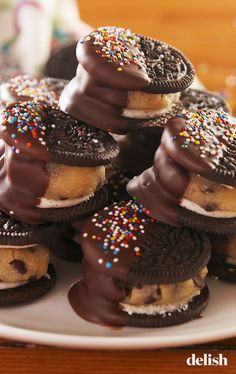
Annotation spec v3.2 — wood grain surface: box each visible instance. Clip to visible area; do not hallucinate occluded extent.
[1,1,236,373]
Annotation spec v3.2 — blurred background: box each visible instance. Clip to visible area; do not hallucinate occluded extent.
[78,0,236,113]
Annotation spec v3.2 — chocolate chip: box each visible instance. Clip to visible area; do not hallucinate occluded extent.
[9,259,27,274]
[144,287,161,304]
[204,203,218,212]
[201,185,216,193]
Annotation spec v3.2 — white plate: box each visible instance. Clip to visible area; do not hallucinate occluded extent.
[0,257,235,350]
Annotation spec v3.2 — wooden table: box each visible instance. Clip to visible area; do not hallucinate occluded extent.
[1,337,236,373]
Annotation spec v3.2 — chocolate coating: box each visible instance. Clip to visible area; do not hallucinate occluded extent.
[0,101,117,223]
[162,109,236,185]
[69,201,210,326]
[77,27,195,93]
[181,89,231,113]
[1,75,68,106]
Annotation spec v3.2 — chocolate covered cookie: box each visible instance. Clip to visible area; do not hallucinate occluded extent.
[60,26,195,133]
[180,89,231,113]
[127,109,236,233]
[0,211,57,306]
[0,101,118,223]
[68,201,210,327]
[0,75,68,106]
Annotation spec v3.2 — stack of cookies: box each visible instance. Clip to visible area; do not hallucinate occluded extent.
[57,25,235,328]
[0,75,119,305]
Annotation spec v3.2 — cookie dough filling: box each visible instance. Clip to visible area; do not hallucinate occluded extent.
[120,267,207,315]
[181,174,236,218]
[122,92,180,119]
[37,163,106,209]
[0,245,50,284]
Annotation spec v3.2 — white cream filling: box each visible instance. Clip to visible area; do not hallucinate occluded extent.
[0,272,51,290]
[122,92,180,119]
[120,291,200,316]
[0,244,38,249]
[180,198,236,218]
[37,193,94,208]
[122,107,172,119]
[0,280,28,290]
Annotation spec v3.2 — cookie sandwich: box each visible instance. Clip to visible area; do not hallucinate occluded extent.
[128,109,236,233]
[60,26,195,133]
[0,101,119,224]
[0,75,68,106]
[69,201,211,327]
[0,211,57,306]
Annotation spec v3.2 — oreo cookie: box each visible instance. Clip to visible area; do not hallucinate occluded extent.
[0,210,58,246]
[0,102,119,165]
[44,42,78,80]
[68,201,210,327]
[0,264,56,306]
[41,187,108,223]
[0,75,68,106]
[178,206,236,234]
[77,27,195,93]
[0,101,117,224]
[127,101,183,131]
[180,89,231,113]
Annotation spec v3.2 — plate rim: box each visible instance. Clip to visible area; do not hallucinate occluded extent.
[0,323,235,349]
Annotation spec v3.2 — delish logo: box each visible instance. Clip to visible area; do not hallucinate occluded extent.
[186,353,228,366]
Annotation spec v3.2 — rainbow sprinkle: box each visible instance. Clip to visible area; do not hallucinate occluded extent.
[176,108,236,158]
[87,26,145,72]
[83,201,155,269]
[1,101,47,152]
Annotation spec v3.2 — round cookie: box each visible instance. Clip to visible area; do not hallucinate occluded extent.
[68,200,210,327]
[0,211,56,306]
[60,26,194,134]
[0,264,56,306]
[180,89,231,113]
[208,234,236,282]
[44,42,78,80]
[0,75,68,106]
[127,109,236,233]
[0,102,117,223]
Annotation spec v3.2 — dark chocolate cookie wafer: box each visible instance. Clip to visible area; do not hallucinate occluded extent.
[77,27,195,93]
[42,187,108,223]
[0,264,56,306]
[68,200,210,327]
[0,102,119,165]
[180,89,231,113]
[127,101,183,131]
[44,42,78,80]
[0,211,58,246]
[128,286,209,328]
[178,206,236,234]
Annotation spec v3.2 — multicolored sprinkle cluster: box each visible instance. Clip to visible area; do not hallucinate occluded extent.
[83,201,155,269]
[7,75,64,105]
[176,108,236,159]
[1,101,47,152]
[87,26,145,72]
